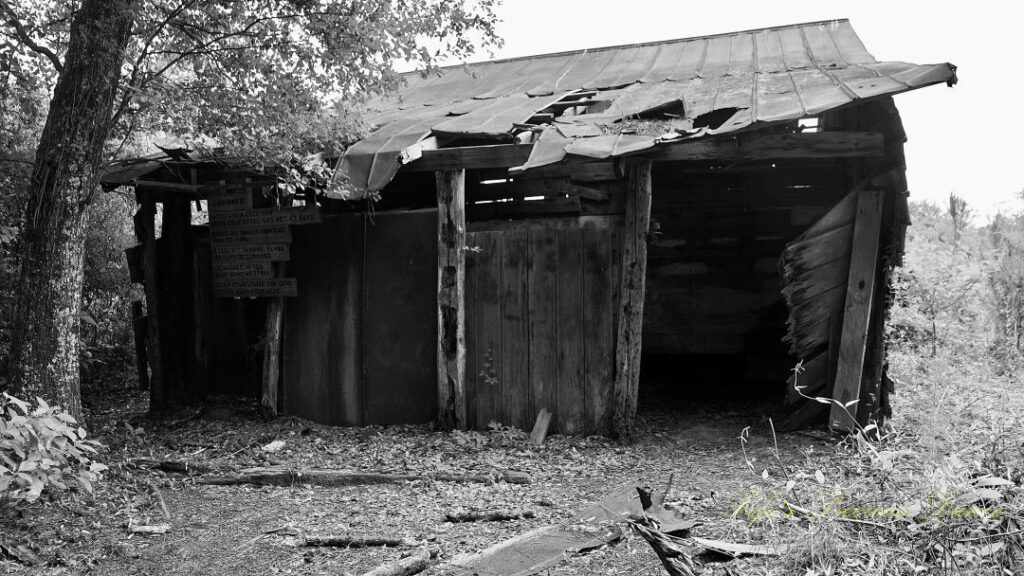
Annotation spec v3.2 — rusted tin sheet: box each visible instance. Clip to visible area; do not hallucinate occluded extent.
[337,19,958,194]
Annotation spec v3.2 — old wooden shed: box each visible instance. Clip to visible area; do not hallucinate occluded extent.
[104,19,955,437]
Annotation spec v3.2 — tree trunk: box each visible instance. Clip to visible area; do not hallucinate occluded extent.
[5,0,136,421]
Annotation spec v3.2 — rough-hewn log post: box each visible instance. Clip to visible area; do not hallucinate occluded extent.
[612,160,652,440]
[830,188,884,432]
[262,273,285,417]
[131,300,149,390]
[436,169,467,430]
[139,198,165,413]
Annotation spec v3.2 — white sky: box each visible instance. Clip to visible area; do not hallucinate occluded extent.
[471,0,1022,218]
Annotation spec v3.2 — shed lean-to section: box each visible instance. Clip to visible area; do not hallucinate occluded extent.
[103,19,955,437]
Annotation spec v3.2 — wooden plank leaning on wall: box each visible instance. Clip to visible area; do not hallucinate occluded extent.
[829,188,885,432]
[436,170,468,430]
[612,160,652,440]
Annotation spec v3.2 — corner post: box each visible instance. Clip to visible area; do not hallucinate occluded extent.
[436,169,467,430]
[613,159,652,440]
[137,195,165,413]
[830,188,885,432]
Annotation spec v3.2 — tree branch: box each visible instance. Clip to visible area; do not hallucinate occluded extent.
[0,1,64,72]
[0,157,35,166]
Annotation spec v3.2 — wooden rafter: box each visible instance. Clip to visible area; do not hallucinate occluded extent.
[403,132,885,173]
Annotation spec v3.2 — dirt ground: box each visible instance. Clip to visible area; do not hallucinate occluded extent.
[0,387,832,576]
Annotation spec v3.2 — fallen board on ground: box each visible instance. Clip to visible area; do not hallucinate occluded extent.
[448,485,642,576]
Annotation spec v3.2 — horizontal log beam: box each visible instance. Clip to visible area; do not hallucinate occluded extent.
[401,132,884,173]
[647,132,885,162]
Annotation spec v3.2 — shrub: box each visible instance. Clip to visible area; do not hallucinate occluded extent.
[0,393,107,503]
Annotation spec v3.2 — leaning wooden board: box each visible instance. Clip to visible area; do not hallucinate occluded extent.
[206,183,321,298]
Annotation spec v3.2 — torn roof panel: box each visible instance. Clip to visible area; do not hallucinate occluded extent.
[430,92,568,137]
[338,19,955,195]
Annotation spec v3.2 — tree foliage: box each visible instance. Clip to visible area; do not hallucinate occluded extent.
[891,198,1024,371]
[4,0,501,161]
[0,0,501,414]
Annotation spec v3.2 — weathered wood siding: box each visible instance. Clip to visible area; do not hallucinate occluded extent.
[465,218,621,435]
[282,211,438,426]
[778,97,910,429]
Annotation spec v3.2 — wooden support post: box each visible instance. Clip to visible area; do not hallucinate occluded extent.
[131,300,149,390]
[436,169,467,430]
[191,241,209,402]
[161,196,194,404]
[262,295,284,417]
[830,189,885,432]
[261,183,285,418]
[612,160,652,440]
[138,198,165,413]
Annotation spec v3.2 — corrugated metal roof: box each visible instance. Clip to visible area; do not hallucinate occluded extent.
[340,19,955,193]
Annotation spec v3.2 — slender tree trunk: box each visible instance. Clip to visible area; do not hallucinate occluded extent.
[5,0,136,421]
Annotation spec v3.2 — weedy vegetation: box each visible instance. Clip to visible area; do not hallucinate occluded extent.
[0,393,107,504]
[719,196,1024,575]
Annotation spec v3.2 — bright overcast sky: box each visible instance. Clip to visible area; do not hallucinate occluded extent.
[466,0,1021,218]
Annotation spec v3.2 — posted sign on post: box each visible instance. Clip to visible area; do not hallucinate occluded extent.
[207,184,321,298]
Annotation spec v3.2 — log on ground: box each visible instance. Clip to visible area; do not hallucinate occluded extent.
[305,535,422,548]
[197,468,530,487]
[445,509,536,523]
[129,458,211,475]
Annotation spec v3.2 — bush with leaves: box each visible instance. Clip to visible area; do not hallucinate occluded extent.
[0,393,107,503]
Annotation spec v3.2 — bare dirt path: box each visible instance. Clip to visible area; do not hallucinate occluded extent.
[2,391,826,576]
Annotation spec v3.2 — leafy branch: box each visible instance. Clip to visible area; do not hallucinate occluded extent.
[0,0,63,72]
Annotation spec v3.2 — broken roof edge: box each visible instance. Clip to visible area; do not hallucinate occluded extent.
[398,18,856,78]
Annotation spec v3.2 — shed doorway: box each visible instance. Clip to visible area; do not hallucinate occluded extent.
[634,159,846,420]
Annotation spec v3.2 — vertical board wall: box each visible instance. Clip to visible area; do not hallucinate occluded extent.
[282,211,438,426]
[465,219,621,435]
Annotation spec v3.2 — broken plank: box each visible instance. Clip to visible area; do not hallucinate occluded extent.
[691,536,790,557]
[529,408,552,445]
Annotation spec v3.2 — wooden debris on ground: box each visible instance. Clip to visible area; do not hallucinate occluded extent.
[360,546,435,576]
[628,518,698,576]
[127,524,172,535]
[147,481,171,521]
[691,536,789,557]
[304,535,422,548]
[198,468,530,487]
[444,509,536,523]
[638,474,697,535]
[529,408,552,445]
[0,542,41,566]
[128,458,210,475]
[449,485,638,575]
